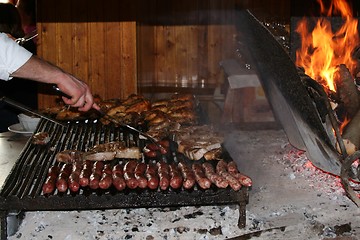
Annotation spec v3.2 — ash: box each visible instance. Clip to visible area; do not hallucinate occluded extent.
[7,130,360,240]
[280,149,346,198]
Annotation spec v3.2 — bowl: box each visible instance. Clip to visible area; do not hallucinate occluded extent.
[18,113,40,132]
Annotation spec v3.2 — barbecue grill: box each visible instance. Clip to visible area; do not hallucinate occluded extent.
[0,119,249,239]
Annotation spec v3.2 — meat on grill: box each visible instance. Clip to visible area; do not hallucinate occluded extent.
[42,166,60,194]
[227,161,252,187]
[157,161,170,190]
[55,142,141,163]
[169,162,183,189]
[145,163,159,190]
[192,163,211,189]
[99,164,113,189]
[134,162,148,189]
[112,164,126,191]
[79,161,93,187]
[86,142,141,160]
[68,163,82,192]
[178,161,196,189]
[202,162,228,188]
[123,160,139,189]
[43,158,250,194]
[89,161,104,189]
[31,132,50,145]
[56,163,72,192]
[216,160,241,191]
[55,150,84,164]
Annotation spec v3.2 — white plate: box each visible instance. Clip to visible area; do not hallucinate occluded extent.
[8,123,34,135]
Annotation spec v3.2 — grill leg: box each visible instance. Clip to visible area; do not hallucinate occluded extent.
[7,210,24,237]
[0,211,7,240]
[237,202,246,228]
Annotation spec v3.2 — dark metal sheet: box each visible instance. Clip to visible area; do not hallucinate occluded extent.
[235,10,341,175]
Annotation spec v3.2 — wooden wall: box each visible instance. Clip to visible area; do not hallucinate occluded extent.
[137,1,240,89]
[37,0,138,108]
[36,0,290,108]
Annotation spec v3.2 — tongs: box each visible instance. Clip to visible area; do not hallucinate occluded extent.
[0,96,67,128]
[52,85,160,145]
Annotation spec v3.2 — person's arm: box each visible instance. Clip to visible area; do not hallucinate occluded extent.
[0,32,99,111]
[11,55,99,111]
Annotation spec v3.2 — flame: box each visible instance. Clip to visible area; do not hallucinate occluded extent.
[339,116,350,134]
[295,0,359,92]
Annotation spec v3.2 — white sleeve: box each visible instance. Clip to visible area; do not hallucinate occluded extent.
[0,32,33,81]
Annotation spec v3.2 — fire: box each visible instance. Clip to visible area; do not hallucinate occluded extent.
[295,0,359,92]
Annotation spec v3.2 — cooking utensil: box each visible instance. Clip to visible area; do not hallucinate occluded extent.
[0,96,67,128]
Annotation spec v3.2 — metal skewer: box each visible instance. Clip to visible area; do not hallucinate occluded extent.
[0,96,67,128]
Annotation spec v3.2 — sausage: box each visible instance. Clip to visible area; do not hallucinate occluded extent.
[102,164,113,175]
[43,175,57,194]
[89,161,104,189]
[157,161,170,190]
[134,162,148,189]
[123,160,139,189]
[68,172,80,192]
[169,163,183,189]
[68,163,82,192]
[92,161,104,176]
[232,172,252,187]
[112,172,126,191]
[111,163,126,191]
[56,163,72,192]
[145,163,159,190]
[143,149,157,158]
[42,166,60,194]
[144,141,168,156]
[227,161,239,175]
[226,161,252,187]
[202,162,228,188]
[99,161,113,190]
[99,172,113,189]
[192,163,211,189]
[89,172,101,189]
[112,163,124,174]
[216,160,241,191]
[79,161,93,187]
[146,143,160,151]
[158,139,170,149]
[178,161,196,189]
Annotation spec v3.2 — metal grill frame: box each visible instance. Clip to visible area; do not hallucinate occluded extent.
[0,119,249,239]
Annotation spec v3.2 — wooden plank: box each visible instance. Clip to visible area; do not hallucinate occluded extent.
[104,0,121,99]
[37,0,59,108]
[119,21,137,98]
[137,24,155,87]
[197,0,209,83]
[207,0,222,86]
[72,0,89,85]
[87,1,106,99]
[55,0,73,72]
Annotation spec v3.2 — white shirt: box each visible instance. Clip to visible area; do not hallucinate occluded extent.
[0,32,33,81]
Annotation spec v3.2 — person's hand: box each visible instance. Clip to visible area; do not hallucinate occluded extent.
[55,73,100,111]
[9,55,100,111]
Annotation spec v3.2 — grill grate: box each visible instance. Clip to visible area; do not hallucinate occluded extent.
[0,119,249,238]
